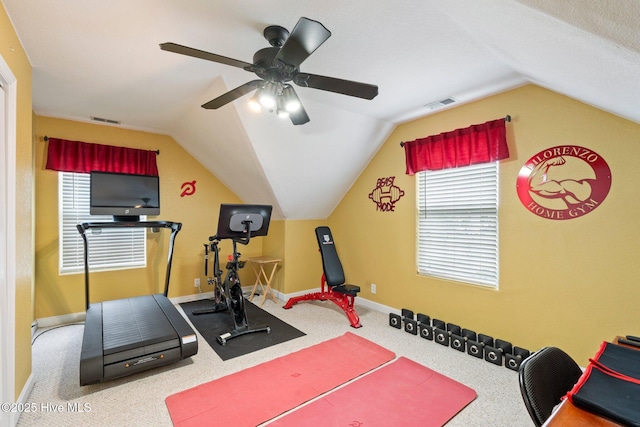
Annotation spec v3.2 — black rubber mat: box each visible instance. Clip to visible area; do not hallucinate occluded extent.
[180,299,305,361]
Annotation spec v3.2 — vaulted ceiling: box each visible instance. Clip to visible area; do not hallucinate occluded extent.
[4,0,639,219]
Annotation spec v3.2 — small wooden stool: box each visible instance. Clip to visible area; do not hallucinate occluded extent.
[247,256,281,306]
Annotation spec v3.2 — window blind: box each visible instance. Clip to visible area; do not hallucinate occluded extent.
[59,172,146,274]
[417,162,498,287]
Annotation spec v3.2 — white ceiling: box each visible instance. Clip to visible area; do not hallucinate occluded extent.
[4,0,639,219]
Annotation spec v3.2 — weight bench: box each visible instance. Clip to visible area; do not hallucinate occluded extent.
[283,226,362,328]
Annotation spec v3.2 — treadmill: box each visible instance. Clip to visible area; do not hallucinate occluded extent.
[76,221,198,386]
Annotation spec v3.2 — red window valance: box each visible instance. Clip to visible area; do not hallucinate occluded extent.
[403,118,509,175]
[45,137,159,176]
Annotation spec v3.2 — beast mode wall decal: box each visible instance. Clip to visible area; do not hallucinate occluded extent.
[369,176,405,212]
[516,145,611,220]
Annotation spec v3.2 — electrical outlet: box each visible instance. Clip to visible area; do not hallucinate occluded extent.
[194,278,200,287]
[371,283,376,294]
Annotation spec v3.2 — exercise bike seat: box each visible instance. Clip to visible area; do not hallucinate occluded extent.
[316,227,360,296]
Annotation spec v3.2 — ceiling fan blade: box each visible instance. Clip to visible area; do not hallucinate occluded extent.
[294,73,378,100]
[201,80,262,109]
[289,104,310,125]
[275,17,331,68]
[160,42,253,70]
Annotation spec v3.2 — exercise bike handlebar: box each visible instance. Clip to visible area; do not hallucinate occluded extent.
[209,220,255,245]
[204,221,254,279]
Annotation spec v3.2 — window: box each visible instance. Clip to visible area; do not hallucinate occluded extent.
[416,162,499,287]
[59,172,146,274]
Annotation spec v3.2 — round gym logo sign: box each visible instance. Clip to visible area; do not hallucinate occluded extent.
[516,145,611,220]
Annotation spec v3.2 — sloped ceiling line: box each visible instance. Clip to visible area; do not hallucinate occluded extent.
[4,0,639,219]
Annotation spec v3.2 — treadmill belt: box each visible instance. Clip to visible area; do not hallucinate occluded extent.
[102,295,177,355]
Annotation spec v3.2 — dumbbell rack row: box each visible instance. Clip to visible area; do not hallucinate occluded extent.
[389,308,531,371]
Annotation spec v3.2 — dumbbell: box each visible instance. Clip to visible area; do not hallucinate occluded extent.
[462,328,477,342]
[388,312,402,329]
[505,347,531,371]
[467,333,493,359]
[402,309,418,335]
[447,323,465,352]
[452,328,477,353]
[484,339,513,366]
[417,313,433,340]
[431,319,445,330]
[388,308,416,332]
[447,323,462,336]
[432,319,449,346]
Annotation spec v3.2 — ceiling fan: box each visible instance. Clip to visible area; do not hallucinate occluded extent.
[160,17,378,125]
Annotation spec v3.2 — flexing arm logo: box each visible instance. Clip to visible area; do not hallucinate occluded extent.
[516,146,611,220]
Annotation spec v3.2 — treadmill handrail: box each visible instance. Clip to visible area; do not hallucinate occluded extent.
[76,221,182,310]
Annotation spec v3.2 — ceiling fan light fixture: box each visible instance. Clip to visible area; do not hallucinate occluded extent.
[259,82,277,108]
[282,85,301,112]
[248,92,262,112]
[163,17,378,125]
[276,95,290,119]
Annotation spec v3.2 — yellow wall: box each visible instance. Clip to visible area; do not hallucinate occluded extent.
[259,219,325,295]
[283,220,325,293]
[261,220,285,293]
[330,84,640,365]
[34,116,266,318]
[1,1,34,402]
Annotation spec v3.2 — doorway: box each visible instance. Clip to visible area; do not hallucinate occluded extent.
[0,54,17,427]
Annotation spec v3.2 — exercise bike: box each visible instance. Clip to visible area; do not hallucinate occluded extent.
[191,238,228,315]
[193,204,273,346]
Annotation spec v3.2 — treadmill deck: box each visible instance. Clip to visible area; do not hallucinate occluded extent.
[80,294,198,385]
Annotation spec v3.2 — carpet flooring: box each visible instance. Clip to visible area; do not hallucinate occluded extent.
[18,298,533,426]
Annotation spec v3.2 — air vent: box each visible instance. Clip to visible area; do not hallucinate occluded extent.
[425,97,457,110]
[91,116,121,125]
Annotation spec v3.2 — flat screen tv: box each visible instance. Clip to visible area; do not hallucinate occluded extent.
[216,204,272,241]
[90,171,160,221]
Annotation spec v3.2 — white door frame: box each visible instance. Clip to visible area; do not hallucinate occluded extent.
[0,53,17,427]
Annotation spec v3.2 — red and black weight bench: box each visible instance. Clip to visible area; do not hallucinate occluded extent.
[283,226,362,328]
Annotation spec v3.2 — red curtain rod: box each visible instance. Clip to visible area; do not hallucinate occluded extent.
[43,135,160,155]
[399,115,511,147]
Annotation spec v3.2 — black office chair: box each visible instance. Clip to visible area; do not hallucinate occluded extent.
[518,346,583,426]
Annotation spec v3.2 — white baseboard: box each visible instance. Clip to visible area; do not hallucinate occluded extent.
[355,297,398,315]
[31,321,37,340]
[176,287,397,316]
[11,373,34,426]
[35,293,217,328]
[36,312,86,328]
[35,289,397,328]
[169,291,215,305]
[264,286,398,315]
[172,289,287,305]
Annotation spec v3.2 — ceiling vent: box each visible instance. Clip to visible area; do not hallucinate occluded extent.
[425,97,457,110]
[91,116,121,125]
